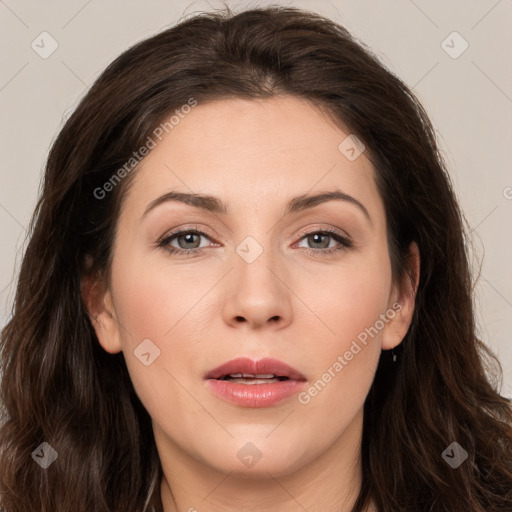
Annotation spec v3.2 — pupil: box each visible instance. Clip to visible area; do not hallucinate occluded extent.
[310,233,328,249]
[180,233,199,249]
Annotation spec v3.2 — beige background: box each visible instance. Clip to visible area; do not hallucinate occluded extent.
[0,0,511,397]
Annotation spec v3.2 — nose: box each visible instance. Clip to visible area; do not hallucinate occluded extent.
[221,244,293,331]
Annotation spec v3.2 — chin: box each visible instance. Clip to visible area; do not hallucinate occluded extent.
[203,440,309,479]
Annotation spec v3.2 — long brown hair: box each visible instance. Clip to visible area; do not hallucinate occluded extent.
[1,5,511,511]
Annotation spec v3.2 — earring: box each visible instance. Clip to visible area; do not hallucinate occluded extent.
[391,348,397,363]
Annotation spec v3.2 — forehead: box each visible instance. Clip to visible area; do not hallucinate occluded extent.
[120,96,381,221]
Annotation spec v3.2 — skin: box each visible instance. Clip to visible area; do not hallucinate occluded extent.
[83,95,419,512]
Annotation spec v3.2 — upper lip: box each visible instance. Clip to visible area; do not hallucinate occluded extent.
[205,357,306,381]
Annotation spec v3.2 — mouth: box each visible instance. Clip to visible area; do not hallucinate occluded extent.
[204,357,307,408]
[205,356,306,382]
[216,373,291,384]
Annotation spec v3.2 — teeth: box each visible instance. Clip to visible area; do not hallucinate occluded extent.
[228,373,276,378]
[229,378,281,385]
[222,373,286,385]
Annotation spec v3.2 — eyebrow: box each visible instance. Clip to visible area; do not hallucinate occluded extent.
[141,189,371,223]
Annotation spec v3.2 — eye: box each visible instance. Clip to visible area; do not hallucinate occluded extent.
[157,226,352,258]
[296,228,352,255]
[157,227,216,257]
[168,231,208,250]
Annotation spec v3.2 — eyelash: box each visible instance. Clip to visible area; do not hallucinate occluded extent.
[157,225,352,258]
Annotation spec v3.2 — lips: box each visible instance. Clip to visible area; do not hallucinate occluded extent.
[204,357,307,408]
[205,357,306,381]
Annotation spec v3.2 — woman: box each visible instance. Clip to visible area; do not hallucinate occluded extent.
[1,5,511,512]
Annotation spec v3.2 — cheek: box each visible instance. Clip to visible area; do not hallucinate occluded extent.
[111,244,209,342]
[108,248,209,407]
[293,250,391,406]
[111,266,203,428]
[294,262,389,426]
[301,251,392,345]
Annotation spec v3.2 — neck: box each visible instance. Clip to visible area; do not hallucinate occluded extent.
[157,408,370,512]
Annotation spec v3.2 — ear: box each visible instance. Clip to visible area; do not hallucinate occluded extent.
[382,241,420,350]
[81,261,123,354]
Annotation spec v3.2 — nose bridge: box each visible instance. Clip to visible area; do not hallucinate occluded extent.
[232,232,283,295]
[221,230,293,328]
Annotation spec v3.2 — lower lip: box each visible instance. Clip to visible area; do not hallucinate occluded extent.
[205,379,307,408]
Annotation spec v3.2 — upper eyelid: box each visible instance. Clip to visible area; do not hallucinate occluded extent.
[294,224,350,241]
[159,225,215,244]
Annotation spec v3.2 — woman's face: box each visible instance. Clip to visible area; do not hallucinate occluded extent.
[87,96,416,479]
